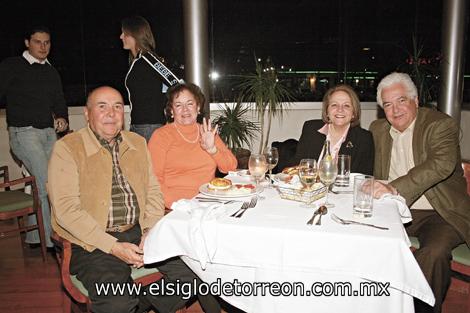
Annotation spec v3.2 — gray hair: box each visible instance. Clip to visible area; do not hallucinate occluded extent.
[376,72,418,107]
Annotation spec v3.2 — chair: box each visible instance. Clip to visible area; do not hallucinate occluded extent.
[271,139,298,173]
[0,165,47,261]
[409,161,470,311]
[409,237,470,311]
[51,232,186,313]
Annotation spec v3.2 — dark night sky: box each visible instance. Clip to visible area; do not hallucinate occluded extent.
[0,0,467,104]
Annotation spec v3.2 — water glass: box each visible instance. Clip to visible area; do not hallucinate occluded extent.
[248,154,268,187]
[298,159,317,207]
[335,154,351,187]
[353,175,374,217]
[263,147,279,187]
[319,157,337,208]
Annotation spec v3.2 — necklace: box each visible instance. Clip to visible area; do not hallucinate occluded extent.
[174,123,199,144]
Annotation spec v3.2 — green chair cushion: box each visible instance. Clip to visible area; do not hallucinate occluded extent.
[409,236,420,249]
[452,244,470,267]
[70,266,160,297]
[0,190,33,212]
[409,236,470,267]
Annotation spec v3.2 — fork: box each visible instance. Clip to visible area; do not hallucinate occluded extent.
[235,196,258,218]
[330,213,389,230]
[230,200,250,217]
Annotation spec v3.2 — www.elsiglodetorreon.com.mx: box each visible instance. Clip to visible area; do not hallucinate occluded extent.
[95,279,390,299]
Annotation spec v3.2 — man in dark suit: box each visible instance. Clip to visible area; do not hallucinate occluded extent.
[370,72,470,313]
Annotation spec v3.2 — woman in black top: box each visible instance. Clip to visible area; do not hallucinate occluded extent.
[120,16,180,141]
[291,84,374,175]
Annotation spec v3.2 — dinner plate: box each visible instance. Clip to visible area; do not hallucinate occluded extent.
[199,183,262,198]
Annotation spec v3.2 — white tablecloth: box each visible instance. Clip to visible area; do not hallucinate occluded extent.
[144,184,434,313]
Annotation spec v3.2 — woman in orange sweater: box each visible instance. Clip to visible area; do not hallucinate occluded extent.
[148,83,237,208]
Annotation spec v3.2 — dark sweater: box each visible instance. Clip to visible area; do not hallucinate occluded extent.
[290,119,375,175]
[0,56,67,128]
[125,52,167,125]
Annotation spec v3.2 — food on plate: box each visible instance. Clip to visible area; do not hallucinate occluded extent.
[233,183,255,190]
[225,184,255,195]
[282,166,299,176]
[208,178,232,190]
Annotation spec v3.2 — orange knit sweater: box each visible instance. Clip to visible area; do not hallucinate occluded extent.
[148,122,238,208]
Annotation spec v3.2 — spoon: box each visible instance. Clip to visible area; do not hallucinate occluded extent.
[306,205,327,225]
[315,205,328,225]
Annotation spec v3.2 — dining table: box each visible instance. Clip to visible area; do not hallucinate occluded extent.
[144,173,435,313]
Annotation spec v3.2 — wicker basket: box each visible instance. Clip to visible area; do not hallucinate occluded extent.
[276,184,327,203]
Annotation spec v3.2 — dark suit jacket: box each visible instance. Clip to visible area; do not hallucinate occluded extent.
[370,107,470,247]
[291,119,374,175]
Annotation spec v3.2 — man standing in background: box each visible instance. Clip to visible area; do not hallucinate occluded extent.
[0,26,68,248]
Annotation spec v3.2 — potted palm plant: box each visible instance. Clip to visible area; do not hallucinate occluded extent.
[236,56,296,153]
[212,101,259,169]
[399,35,440,108]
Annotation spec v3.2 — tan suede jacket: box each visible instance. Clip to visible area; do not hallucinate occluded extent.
[48,127,165,253]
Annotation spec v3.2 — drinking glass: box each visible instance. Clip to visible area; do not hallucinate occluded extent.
[298,159,317,207]
[335,154,351,187]
[318,156,338,208]
[263,147,279,187]
[353,175,374,217]
[248,154,268,187]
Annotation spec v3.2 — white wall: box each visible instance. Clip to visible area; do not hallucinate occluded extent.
[1,103,469,180]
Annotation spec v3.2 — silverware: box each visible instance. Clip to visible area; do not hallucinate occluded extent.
[330,213,389,230]
[306,205,327,225]
[306,207,321,225]
[197,199,240,204]
[316,205,328,225]
[230,200,250,217]
[196,196,226,200]
[235,196,258,218]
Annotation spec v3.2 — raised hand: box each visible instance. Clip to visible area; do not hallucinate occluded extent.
[200,117,218,154]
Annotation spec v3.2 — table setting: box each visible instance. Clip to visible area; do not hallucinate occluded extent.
[143,153,434,313]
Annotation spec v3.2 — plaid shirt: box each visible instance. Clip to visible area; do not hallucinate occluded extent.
[94,132,140,227]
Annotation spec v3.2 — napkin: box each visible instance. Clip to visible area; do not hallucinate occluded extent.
[171,199,226,269]
[378,194,412,223]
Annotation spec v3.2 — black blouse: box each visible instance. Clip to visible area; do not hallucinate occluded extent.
[291,119,374,175]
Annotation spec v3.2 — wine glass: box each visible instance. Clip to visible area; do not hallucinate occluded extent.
[318,156,338,208]
[298,159,317,207]
[248,154,268,188]
[263,147,279,187]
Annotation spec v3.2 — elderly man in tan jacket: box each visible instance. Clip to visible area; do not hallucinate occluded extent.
[48,86,220,313]
[370,73,470,313]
